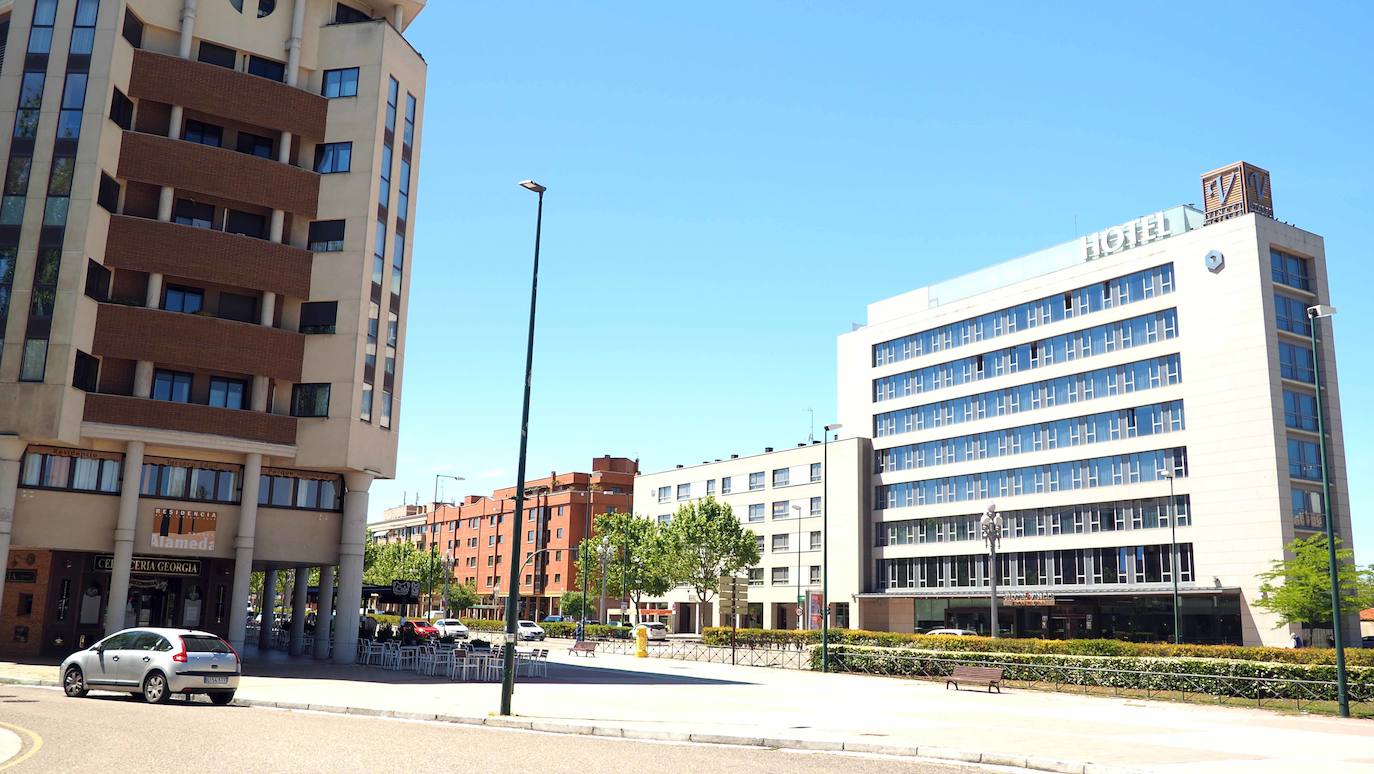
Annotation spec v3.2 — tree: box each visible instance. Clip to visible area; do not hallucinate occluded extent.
[446,581,479,616]
[664,497,760,633]
[1256,535,1374,641]
[575,513,679,624]
[559,591,593,619]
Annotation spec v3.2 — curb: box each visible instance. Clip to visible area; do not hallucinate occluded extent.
[0,676,58,689]
[231,696,1143,774]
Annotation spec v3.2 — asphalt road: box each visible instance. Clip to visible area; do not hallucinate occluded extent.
[0,686,981,773]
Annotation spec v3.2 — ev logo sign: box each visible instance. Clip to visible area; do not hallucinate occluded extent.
[391,579,421,600]
[1202,161,1273,222]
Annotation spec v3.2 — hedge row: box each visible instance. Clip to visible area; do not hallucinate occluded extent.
[702,627,1374,667]
[459,618,632,640]
[819,645,1374,702]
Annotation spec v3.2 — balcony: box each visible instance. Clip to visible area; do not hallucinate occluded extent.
[118,131,320,217]
[127,49,327,140]
[93,303,304,382]
[84,393,297,446]
[105,215,312,299]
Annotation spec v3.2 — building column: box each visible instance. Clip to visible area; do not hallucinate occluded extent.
[333,472,372,664]
[259,566,277,650]
[288,567,309,655]
[314,565,335,660]
[0,439,26,616]
[226,453,262,654]
[104,441,145,636]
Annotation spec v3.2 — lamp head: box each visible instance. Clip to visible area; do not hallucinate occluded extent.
[1307,304,1336,319]
[519,180,546,194]
[824,423,843,432]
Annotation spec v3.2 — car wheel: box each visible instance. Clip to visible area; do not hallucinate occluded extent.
[142,671,171,704]
[209,691,235,706]
[63,665,89,698]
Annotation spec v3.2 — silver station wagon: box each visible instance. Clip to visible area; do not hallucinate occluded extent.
[61,627,240,705]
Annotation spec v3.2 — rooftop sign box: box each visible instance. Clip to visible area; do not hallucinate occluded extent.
[1202,161,1273,224]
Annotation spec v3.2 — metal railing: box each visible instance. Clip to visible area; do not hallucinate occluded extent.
[596,639,811,670]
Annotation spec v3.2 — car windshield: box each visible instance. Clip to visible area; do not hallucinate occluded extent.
[518,621,536,626]
[183,635,231,653]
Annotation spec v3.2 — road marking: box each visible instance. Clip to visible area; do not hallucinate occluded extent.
[0,721,41,771]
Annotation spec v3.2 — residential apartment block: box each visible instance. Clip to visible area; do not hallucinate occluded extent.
[837,163,1350,647]
[633,439,869,633]
[0,0,428,663]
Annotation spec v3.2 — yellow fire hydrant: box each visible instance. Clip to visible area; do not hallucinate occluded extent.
[634,624,648,658]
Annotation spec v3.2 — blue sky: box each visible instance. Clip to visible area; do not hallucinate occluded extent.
[377,2,1373,561]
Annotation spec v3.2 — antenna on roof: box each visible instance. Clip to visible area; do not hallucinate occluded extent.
[806,408,815,444]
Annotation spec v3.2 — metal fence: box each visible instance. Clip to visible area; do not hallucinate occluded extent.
[825,646,1374,714]
[595,639,811,669]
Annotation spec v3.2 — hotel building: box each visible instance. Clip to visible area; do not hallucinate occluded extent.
[837,164,1351,646]
[0,0,428,662]
[633,439,869,633]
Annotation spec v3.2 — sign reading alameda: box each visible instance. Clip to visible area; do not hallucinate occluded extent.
[149,508,218,552]
[94,555,202,577]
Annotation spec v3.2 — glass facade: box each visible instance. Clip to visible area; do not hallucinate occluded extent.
[880,542,1194,590]
[877,495,1191,546]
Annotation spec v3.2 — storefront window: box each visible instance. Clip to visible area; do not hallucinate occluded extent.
[19,449,122,493]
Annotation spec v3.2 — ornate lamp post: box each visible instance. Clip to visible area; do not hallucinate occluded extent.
[979,503,1003,638]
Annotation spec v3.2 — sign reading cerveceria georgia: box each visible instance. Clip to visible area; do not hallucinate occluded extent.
[94,555,202,577]
[150,508,218,552]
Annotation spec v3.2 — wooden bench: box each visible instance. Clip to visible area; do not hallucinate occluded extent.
[945,665,1003,693]
[568,641,598,657]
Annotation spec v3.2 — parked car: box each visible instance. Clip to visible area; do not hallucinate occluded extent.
[61,628,240,705]
[924,628,978,637]
[432,619,470,639]
[1363,635,1374,649]
[542,615,569,623]
[634,622,668,641]
[401,620,439,641]
[516,620,546,641]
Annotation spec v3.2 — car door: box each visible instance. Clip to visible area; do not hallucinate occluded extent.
[119,632,166,686]
[89,632,137,686]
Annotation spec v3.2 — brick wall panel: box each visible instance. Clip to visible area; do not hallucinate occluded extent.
[83,393,297,446]
[105,215,312,299]
[93,304,304,382]
[118,132,320,217]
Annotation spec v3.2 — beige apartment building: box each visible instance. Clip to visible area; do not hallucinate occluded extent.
[633,439,869,633]
[0,0,428,663]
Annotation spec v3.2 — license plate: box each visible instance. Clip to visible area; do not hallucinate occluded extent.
[204,675,229,685]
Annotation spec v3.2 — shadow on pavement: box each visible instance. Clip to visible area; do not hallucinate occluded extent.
[243,659,752,687]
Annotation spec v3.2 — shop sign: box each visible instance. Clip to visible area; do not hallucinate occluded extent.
[149,508,218,552]
[94,555,202,577]
[4,569,37,583]
[390,579,421,600]
[1002,592,1057,607]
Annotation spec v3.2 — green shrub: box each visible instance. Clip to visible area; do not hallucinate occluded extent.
[817,645,1374,702]
[703,627,1374,666]
[458,618,630,640]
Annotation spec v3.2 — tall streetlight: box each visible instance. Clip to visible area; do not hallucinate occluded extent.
[821,422,841,672]
[1307,303,1348,717]
[433,473,464,616]
[791,504,804,630]
[980,504,1002,638]
[1162,470,1181,644]
[577,484,600,641]
[500,179,546,717]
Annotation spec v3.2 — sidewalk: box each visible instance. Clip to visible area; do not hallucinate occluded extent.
[8,649,1373,773]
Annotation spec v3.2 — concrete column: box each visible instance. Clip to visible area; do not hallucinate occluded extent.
[259,567,277,650]
[168,106,184,141]
[333,473,372,664]
[104,441,145,635]
[177,0,198,59]
[226,453,262,654]
[259,292,276,327]
[392,4,404,28]
[313,565,335,660]
[286,0,306,87]
[289,568,309,655]
[0,439,26,616]
[156,187,175,221]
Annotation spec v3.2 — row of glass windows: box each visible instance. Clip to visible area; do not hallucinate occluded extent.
[873,309,1178,403]
[879,542,1195,590]
[20,452,120,493]
[876,495,1192,547]
[140,462,239,503]
[1271,248,1312,292]
[655,464,823,502]
[876,400,1185,473]
[872,264,1175,367]
[876,448,1188,509]
[874,355,1181,438]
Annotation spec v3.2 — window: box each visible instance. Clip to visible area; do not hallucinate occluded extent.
[1271,249,1311,292]
[247,55,285,82]
[335,3,372,24]
[810,496,821,516]
[1274,293,1312,335]
[163,285,203,314]
[300,301,338,334]
[308,220,346,251]
[386,77,399,132]
[291,384,331,417]
[810,463,822,482]
[378,143,392,208]
[109,88,134,131]
[323,68,359,98]
[14,72,45,140]
[380,391,393,429]
[397,159,411,216]
[74,351,99,392]
[236,132,274,159]
[748,568,764,586]
[657,486,670,503]
[69,0,100,56]
[1287,438,1322,481]
[748,472,764,491]
[28,0,58,54]
[197,41,237,69]
[257,0,277,19]
[809,566,820,584]
[208,378,247,409]
[809,531,821,550]
[174,199,213,229]
[772,501,789,519]
[747,504,764,523]
[677,483,690,501]
[1291,487,1324,530]
[721,476,732,494]
[20,340,47,382]
[1279,342,1314,383]
[183,120,223,147]
[1283,390,1318,432]
[257,471,341,510]
[217,293,256,323]
[771,567,789,585]
[98,173,120,213]
[225,210,267,239]
[122,9,145,48]
[314,142,352,173]
[84,260,110,302]
[152,370,193,403]
[705,479,715,496]
[772,468,790,487]
[772,534,789,552]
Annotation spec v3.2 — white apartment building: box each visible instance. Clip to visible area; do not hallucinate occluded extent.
[836,162,1351,647]
[633,438,869,633]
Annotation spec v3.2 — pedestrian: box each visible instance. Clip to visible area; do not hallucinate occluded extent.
[1327,634,1335,648]
[1291,632,1303,648]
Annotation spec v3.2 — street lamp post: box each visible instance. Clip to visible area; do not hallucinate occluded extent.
[1307,303,1348,717]
[822,422,841,672]
[792,504,803,630]
[577,485,599,642]
[597,537,612,626]
[500,179,546,717]
[979,504,1003,638]
[1162,470,1181,644]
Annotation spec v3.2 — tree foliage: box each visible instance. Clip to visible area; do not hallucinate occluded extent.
[664,497,761,632]
[1256,535,1374,633]
[446,581,479,615]
[559,591,594,619]
[363,540,446,590]
[575,512,680,624]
